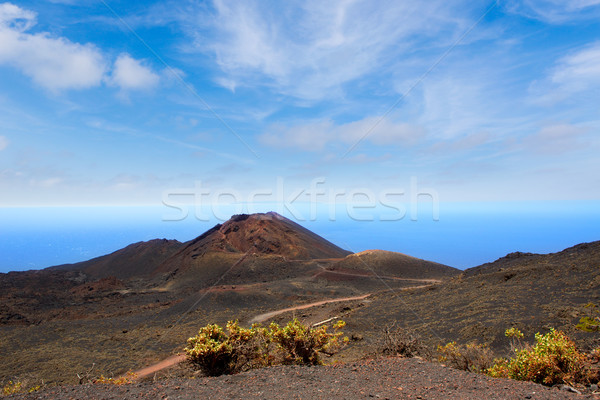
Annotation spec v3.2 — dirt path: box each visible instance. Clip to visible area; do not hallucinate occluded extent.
[312,265,442,283]
[248,293,372,324]
[131,354,186,380]
[128,278,438,380]
[127,294,372,380]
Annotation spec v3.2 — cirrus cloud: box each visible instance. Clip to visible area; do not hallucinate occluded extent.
[259,117,424,152]
[198,0,474,101]
[505,0,600,23]
[0,135,8,151]
[551,42,600,93]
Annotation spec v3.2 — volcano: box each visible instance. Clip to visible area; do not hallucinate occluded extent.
[54,212,351,281]
[172,211,351,260]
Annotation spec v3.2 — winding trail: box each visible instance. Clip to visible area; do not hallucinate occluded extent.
[128,277,441,380]
[312,265,442,284]
[248,293,372,324]
[128,294,373,379]
[132,354,186,380]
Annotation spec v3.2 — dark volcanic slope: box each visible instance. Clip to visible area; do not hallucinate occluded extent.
[331,249,459,279]
[464,241,600,278]
[51,239,183,279]
[344,240,600,352]
[176,212,351,260]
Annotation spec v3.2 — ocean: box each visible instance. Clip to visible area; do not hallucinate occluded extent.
[1,201,599,272]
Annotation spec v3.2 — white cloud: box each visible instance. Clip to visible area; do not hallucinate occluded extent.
[530,42,600,105]
[109,53,160,91]
[260,120,334,151]
[419,76,505,140]
[506,0,600,23]
[0,135,8,150]
[197,0,471,100]
[525,123,589,154]
[0,4,161,94]
[0,3,107,91]
[259,117,424,151]
[336,117,423,146]
[550,43,600,93]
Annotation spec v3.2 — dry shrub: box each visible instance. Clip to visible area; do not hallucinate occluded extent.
[437,341,495,373]
[587,348,600,383]
[93,371,137,385]
[379,324,431,359]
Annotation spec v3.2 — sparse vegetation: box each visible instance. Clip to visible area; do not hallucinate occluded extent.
[378,324,430,359]
[437,341,495,373]
[576,303,600,332]
[487,328,597,386]
[1,380,41,396]
[185,319,348,376]
[93,372,137,385]
[271,319,348,365]
[184,321,270,376]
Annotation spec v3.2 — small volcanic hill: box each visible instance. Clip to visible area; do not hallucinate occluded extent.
[343,241,600,354]
[51,239,183,279]
[463,240,600,280]
[329,250,459,280]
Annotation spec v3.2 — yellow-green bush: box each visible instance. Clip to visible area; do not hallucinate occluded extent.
[93,371,137,385]
[185,321,265,376]
[1,380,40,396]
[576,303,600,332]
[487,328,591,385]
[185,319,347,376]
[271,319,347,365]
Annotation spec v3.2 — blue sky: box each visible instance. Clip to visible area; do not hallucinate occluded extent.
[1,0,600,207]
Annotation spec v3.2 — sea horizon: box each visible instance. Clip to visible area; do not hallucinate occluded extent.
[1,200,598,273]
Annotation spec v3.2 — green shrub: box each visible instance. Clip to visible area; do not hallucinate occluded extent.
[576,303,600,332]
[185,319,347,376]
[487,328,590,385]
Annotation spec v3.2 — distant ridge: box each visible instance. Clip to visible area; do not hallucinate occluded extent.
[462,240,600,278]
[50,239,183,279]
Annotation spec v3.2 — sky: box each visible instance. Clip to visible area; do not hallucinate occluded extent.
[0,0,599,207]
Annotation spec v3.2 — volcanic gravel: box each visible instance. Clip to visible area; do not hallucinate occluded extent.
[13,357,591,400]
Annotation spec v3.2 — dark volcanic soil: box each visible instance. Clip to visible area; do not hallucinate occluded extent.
[14,357,584,400]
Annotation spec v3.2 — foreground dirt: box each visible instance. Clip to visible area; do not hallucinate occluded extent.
[14,357,587,400]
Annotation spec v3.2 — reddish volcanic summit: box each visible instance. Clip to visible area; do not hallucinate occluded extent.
[180,212,350,260]
[50,212,350,284]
